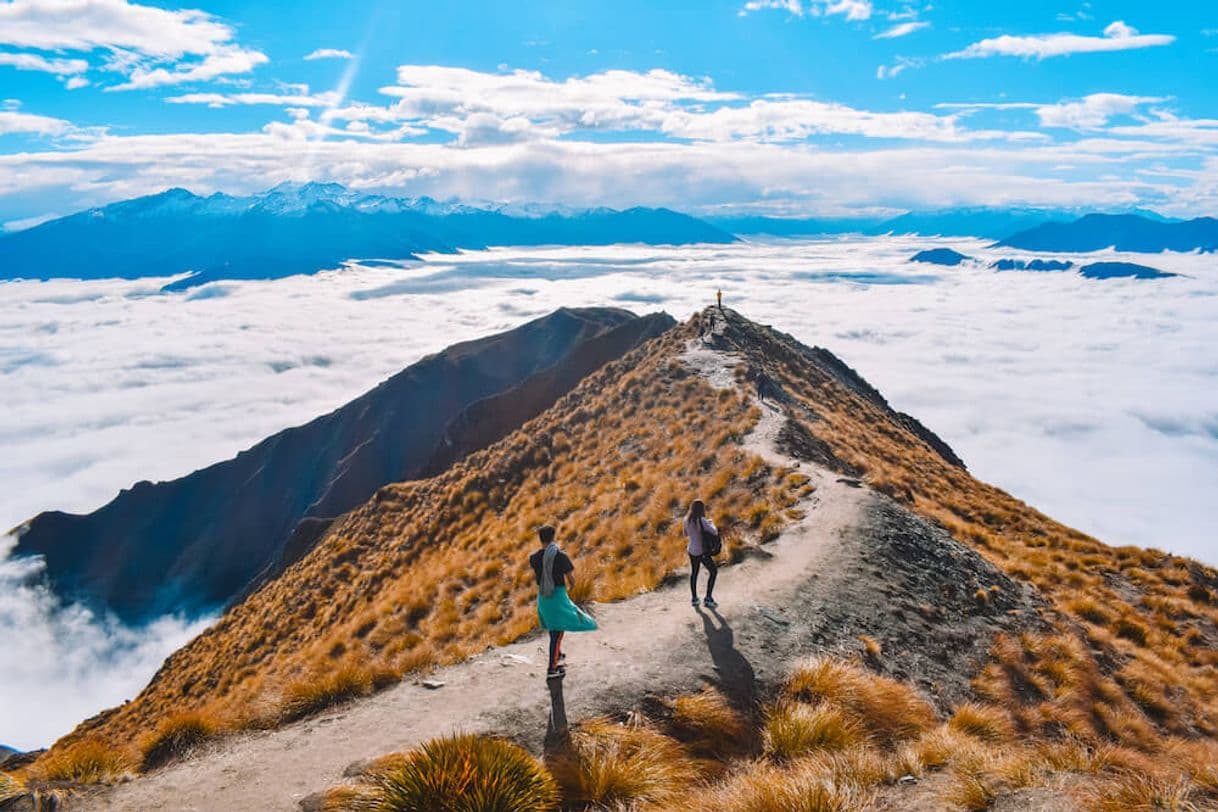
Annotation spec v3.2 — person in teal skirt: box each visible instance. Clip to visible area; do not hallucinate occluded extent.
[529,524,597,679]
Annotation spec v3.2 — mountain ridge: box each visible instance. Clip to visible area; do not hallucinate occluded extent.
[998,212,1218,253]
[0,185,736,288]
[11,307,674,623]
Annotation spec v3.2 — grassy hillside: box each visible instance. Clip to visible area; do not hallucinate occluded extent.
[38,316,807,765]
[18,308,1218,808]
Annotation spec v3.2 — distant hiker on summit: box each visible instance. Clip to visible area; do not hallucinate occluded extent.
[530,524,597,680]
[684,499,720,608]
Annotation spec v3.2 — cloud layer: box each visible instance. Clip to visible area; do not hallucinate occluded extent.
[2,236,1216,747]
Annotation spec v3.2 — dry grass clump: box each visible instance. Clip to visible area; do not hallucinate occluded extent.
[947,702,1014,743]
[785,657,936,747]
[0,772,23,801]
[279,663,391,723]
[29,738,130,784]
[666,687,756,758]
[685,758,873,812]
[546,716,698,808]
[140,710,220,771]
[764,702,866,760]
[349,733,557,812]
[1082,770,1203,812]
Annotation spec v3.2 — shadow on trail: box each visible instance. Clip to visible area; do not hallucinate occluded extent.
[544,674,569,752]
[698,607,758,711]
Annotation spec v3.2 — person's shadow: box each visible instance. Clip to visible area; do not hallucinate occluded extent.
[698,607,758,712]
[544,675,569,752]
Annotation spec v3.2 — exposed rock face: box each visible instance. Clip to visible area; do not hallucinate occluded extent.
[11,307,672,622]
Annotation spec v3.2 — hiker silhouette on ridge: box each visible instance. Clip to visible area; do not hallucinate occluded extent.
[529,524,597,680]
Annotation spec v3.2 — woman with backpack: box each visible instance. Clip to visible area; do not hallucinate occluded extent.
[684,498,719,608]
[529,524,597,680]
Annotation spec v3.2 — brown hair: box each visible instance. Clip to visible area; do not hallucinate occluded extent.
[538,524,556,545]
[684,499,705,523]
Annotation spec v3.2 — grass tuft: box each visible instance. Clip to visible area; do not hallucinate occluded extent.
[0,772,23,801]
[1082,770,1202,812]
[140,710,220,771]
[30,738,130,784]
[279,663,379,722]
[357,733,557,812]
[947,702,1013,743]
[667,687,755,758]
[764,702,866,760]
[547,716,697,807]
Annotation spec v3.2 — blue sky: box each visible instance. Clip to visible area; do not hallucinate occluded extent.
[1,0,1216,228]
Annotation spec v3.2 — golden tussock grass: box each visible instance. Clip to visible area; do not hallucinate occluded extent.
[763,702,866,760]
[665,687,756,758]
[785,657,936,747]
[0,772,23,801]
[340,733,558,812]
[28,738,130,784]
[947,702,1014,743]
[140,710,221,771]
[546,716,698,808]
[684,758,873,812]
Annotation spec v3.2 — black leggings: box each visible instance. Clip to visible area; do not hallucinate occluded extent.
[689,553,718,599]
[548,630,564,670]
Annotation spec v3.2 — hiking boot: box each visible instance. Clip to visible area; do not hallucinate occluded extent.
[704,597,718,609]
[691,596,700,607]
[546,665,566,680]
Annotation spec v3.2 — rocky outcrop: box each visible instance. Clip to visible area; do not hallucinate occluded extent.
[11,308,671,622]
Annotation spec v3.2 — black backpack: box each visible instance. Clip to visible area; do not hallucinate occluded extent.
[701,520,722,557]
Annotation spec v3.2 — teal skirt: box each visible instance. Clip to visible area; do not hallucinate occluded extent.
[537,586,598,632]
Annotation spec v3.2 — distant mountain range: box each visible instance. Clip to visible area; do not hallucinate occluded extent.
[0,183,736,289]
[11,308,674,622]
[996,213,1218,253]
[708,206,1179,241]
[0,190,1212,290]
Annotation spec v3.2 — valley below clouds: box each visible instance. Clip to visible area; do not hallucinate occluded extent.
[2,235,1216,748]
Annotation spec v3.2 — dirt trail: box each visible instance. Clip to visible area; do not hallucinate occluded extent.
[78,335,865,812]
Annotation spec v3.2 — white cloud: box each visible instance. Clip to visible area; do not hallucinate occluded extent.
[0,108,71,136]
[303,48,354,61]
[876,56,923,79]
[329,65,1002,145]
[823,0,872,21]
[739,0,872,20]
[64,75,89,89]
[874,20,929,39]
[0,533,213,750]
[1036,93,1165,130]
[739,0,804,16]
[165,90,340,108]
[0,0,267,90]
[945,20,1174,60]
[108,46,268,91]
[0,50,88,76]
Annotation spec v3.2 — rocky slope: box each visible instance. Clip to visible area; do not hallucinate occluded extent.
[11,307,673,622]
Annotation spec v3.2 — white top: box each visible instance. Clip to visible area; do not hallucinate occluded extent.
[684,516,717,556]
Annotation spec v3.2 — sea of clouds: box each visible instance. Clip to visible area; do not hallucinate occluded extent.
[1,236,1216,749]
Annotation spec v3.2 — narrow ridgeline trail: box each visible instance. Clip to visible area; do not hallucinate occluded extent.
[79,317,1044,812]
